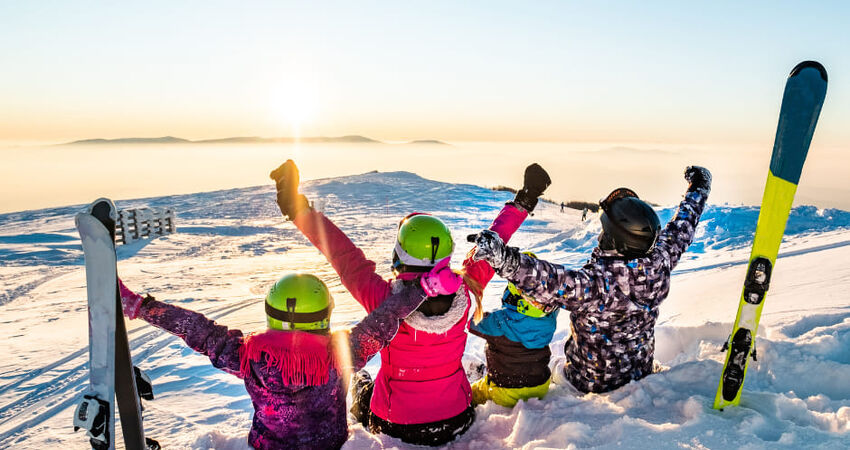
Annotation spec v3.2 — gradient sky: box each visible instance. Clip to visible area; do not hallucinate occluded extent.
[0,1,848,146]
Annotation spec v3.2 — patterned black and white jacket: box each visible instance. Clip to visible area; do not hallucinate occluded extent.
[498,186,709,393]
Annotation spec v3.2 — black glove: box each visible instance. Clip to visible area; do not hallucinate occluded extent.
[684,166,712,193]
[513,163,552,212]
[269,160,311,220]
[467,230,521,275]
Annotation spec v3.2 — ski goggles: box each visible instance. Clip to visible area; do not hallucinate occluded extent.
[502,284,548,318]
[599,187,639,213]
[392,240,449,268]
[397,212,429,229]
[265,298,332,331]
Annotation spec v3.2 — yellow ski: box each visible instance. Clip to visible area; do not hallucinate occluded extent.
[714,61,827,409]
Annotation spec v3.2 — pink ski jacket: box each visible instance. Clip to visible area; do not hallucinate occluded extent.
[293,203,526,424]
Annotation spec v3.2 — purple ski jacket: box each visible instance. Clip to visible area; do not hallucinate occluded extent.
[498,185,708,393]
[135,285,426,450]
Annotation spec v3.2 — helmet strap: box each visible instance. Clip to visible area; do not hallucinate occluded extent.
[598,229,615,250]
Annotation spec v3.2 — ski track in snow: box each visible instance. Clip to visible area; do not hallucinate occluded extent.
[0,298,258,443]
[0,267,75,308]
[0,171,849,449]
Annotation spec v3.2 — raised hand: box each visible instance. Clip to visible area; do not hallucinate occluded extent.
[684,166,712,193]
[468,230,509,269]
[269,159,310,220]
[420,257,463,297]
[513,163,552,212]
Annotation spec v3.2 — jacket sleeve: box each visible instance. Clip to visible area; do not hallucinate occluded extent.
[502,253,602,312]
[292,210,392,312]
[137,297,243,377]
[346,283,428,371]
[463,203,529,289]
[651,187,709,270]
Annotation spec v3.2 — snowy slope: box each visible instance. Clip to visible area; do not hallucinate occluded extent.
[0,171,848,449]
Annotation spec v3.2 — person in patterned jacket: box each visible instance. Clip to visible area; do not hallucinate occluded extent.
[469,166,711,393]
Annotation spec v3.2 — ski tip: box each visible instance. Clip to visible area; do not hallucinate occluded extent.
[86,198,117,220]
[790,61,827,82]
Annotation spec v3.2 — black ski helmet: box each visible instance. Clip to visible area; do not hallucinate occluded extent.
[598,188,661,259]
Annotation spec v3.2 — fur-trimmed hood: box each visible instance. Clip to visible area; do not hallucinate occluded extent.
[391,279,468,334]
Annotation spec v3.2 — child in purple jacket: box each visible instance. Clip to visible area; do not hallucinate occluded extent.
[118,267,461,450]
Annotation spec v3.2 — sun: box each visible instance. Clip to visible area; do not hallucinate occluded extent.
[269,83,320,137]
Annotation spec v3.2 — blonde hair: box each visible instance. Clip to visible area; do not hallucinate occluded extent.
[460,271,484,324]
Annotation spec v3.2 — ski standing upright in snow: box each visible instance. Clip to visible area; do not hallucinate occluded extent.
[73,198,159,449]
[714,61,828,410]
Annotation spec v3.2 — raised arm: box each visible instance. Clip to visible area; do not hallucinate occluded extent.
[652,166,711,269]
[119,280,243,376]
[462,203,528,288]
[336,263,456,372]
[293,211,392,312]
[345,282,429,371]
[271,160,391,312]
[505,252,599,311]
[463,163,550,289]
[468,231,601,311]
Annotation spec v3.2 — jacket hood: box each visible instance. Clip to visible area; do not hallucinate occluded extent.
[470,305,558,349]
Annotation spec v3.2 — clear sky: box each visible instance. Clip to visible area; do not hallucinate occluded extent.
[0,1,848,146]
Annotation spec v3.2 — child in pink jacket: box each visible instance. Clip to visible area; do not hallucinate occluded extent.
[117,272,439,450]
[270,161,550,446]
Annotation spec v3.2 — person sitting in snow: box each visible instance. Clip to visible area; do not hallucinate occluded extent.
[270,160,550,446]
[468,252,560,407]
[469,166,711,394]
[117,271,447,450]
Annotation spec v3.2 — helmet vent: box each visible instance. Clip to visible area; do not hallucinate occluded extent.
[286,297,297,328]
[430,236,440,264]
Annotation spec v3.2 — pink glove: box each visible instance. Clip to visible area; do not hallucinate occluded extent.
[420,257,463,297]
[118,278,146,320]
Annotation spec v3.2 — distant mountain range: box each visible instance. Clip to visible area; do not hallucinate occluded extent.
[63,135,448,146]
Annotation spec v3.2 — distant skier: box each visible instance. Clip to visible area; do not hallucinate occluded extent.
[469,166,711,393]
[561,202,565,212]
[270,160,550,446]
[581,207,588,221]
[468,251,559,407]
[117,273,439,450]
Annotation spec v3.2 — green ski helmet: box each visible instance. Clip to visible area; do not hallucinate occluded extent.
[392,213,454,274]
[265,273,333,331]
[502,252,549,318]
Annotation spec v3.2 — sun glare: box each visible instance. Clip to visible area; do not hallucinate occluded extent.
[269,83,320,138]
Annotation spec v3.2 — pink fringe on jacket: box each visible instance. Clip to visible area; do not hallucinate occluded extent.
[239,329,333,386]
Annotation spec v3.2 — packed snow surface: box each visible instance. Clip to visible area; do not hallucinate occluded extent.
[1,171,849,449]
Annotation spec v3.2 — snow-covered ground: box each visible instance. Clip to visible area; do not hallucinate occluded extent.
[1,171,849,449]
